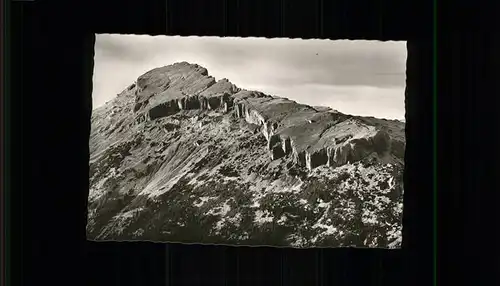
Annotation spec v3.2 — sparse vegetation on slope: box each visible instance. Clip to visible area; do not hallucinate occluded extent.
[87,62,405,248]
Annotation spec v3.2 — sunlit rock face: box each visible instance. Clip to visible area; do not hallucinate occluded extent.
[88,62,405,249]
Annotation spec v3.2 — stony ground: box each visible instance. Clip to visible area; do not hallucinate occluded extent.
[87,62,405,248]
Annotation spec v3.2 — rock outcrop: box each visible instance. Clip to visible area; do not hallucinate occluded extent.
[87,61,405,248]
[125,63,404,171]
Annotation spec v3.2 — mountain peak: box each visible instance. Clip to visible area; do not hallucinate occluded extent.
[88,62,405,248]
[98,62,405,173]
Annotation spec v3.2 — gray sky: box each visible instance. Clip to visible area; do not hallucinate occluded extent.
[93,34,406,120]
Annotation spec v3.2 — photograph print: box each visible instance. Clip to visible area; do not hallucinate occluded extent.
[87,34,406,249]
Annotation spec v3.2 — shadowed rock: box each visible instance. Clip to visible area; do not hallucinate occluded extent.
[306,148,329,170]
[148,100,180,120]
[391,139,405,158]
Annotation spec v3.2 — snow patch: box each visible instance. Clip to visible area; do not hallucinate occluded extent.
[312,222,337,235]
[361,208,379,225]
[193,196,217,207]
[393,202,403,214]
[318,200,331,208]
[206,200,231,217]
[133,228,144,237]
[277,215,288,224]
[287,233,307,247]
[254,210,274,225]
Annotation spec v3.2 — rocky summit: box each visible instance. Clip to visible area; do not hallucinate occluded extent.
[87,61,405,248]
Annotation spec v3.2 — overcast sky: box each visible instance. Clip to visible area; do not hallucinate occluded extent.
[93,34,406,120]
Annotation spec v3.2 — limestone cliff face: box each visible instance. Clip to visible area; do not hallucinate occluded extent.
[128,62,404,172]
[88,62,405,248]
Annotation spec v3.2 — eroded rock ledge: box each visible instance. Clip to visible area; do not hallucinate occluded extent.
[129,62,404,171]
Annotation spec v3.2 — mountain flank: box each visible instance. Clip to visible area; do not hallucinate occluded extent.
[88,61,405,248]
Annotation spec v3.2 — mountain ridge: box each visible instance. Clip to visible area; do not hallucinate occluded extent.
[88,61,405,248]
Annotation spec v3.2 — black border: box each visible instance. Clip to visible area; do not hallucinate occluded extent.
[11,0,437,285]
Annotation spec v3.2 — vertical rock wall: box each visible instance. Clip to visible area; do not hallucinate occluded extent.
[129,63,402,173]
